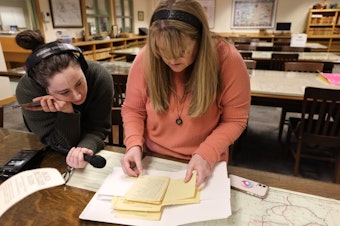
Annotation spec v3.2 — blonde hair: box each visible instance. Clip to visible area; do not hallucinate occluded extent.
[146,0,219,117]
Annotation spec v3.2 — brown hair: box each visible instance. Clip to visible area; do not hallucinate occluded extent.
[16,30,79,89]
[146,0,219,117]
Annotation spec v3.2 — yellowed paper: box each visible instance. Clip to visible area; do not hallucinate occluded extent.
[163,173,200,205]
[112,196,162,212]
[124,175,170,204]
[114,209,162,221]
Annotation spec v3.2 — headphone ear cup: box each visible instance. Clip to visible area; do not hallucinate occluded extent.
[74,52,88,74]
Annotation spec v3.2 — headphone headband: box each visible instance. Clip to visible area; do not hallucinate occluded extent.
[24,41,88,74]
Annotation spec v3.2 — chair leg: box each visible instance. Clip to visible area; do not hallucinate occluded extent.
[293,140,303,176]
[278,108,287,142]
[284,123,293,158]
[0,106,3,128]
[335,153,340,184]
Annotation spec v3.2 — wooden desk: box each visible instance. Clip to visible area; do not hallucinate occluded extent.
[241,51,340,72]
[250,42,328,51]
[99,61,131,76]
[0,67,25,77]
[1,128,340,225]
[247,51,340,63]
[110,47,141,57]
[250,70,340,107]
[110,47,141,62]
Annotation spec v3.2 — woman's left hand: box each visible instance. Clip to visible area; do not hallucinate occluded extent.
[184,154,212,188]
[66,147,94,168]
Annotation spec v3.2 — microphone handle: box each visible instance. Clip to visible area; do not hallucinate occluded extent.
[49,145,101,167]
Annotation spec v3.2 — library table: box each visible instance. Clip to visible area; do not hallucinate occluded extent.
[250,42,328,51]
[245,51,340,72]
[1,128,340,225]
[249,69,340,107]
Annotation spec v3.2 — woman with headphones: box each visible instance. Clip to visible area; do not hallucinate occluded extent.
[15,30,113,169]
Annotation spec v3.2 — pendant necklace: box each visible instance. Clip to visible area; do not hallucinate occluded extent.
[174,91,187,126]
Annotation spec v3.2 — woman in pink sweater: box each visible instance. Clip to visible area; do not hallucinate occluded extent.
[121,0,250,187]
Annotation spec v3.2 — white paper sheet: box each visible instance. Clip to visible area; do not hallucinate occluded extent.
[79,162,231,226]
[0,168,65,217]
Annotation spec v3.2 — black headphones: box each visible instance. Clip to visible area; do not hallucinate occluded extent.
[24,41,88,77]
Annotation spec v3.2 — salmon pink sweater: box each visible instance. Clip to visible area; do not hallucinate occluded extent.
[121,37,250,168]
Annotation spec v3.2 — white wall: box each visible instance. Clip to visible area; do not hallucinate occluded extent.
[39,0,339,42]
[136,0,339,34]
[39,0,84,42]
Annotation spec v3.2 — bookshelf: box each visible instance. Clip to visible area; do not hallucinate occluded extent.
[306,8,340,51]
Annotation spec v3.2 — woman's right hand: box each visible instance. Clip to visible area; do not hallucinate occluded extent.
[26,96,74,113]
[120,146,143,177]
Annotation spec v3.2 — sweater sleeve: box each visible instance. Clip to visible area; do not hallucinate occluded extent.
[193,39,251,167]
[121,47,148,151]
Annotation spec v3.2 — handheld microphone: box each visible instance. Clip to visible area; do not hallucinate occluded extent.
[50,145,106,168]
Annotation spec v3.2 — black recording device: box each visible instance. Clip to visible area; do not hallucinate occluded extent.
[0,150,45,179]
[24,41,89,77]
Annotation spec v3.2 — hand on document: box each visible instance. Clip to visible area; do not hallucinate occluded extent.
[185,154,212,188]
[121,146,144,177]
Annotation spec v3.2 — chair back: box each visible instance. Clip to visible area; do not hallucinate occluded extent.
[235,44,256,51]
[299,87,340,147]
[240,51,253,59]
[270,53,299,70]
[281,46,306,52]
[112,74,127,107]
[244,59,256,69]
[284,62,324,72]
[108,74,128,147]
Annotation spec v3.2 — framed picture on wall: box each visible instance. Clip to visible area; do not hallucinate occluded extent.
[231,0,277,29]
[198,0,215,28]
[49,0,83,28]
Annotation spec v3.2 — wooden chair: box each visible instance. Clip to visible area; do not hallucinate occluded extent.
[244,59,256,70]
[273,38,290,50]
[256,46,273,51]
[235,44,256,51]
[107,74,127,147]
[270,53,299,71]
[285,87,340,183]
[281,46,306,52]
[240,51,253,60]
[284,62,324,72]
[234,37,251,45]
[278,62,325,142]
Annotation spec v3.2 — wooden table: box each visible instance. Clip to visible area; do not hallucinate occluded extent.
[239,50,340,72]
[249,69,340,107]
[110,47,141,57]
[1,128,340,225]
[251,42,328,51]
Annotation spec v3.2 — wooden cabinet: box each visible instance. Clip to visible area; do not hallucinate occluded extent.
[0,35,146,69]
[73,36,146,61]
[306,8,340,51]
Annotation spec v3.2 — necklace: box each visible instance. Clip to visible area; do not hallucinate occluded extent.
[174,91,187,125]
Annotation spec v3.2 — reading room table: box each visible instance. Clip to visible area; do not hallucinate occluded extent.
[1,128,340,225]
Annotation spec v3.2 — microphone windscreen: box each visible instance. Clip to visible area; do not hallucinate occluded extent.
[84,154,106,168]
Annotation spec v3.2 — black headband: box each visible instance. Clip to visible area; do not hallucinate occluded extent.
[150,10,202,30]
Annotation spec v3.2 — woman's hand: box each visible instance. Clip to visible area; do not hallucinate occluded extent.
[66,147,94,168]
[121,146,143,177]
[24,96,74,113]
[185,154,212,188]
